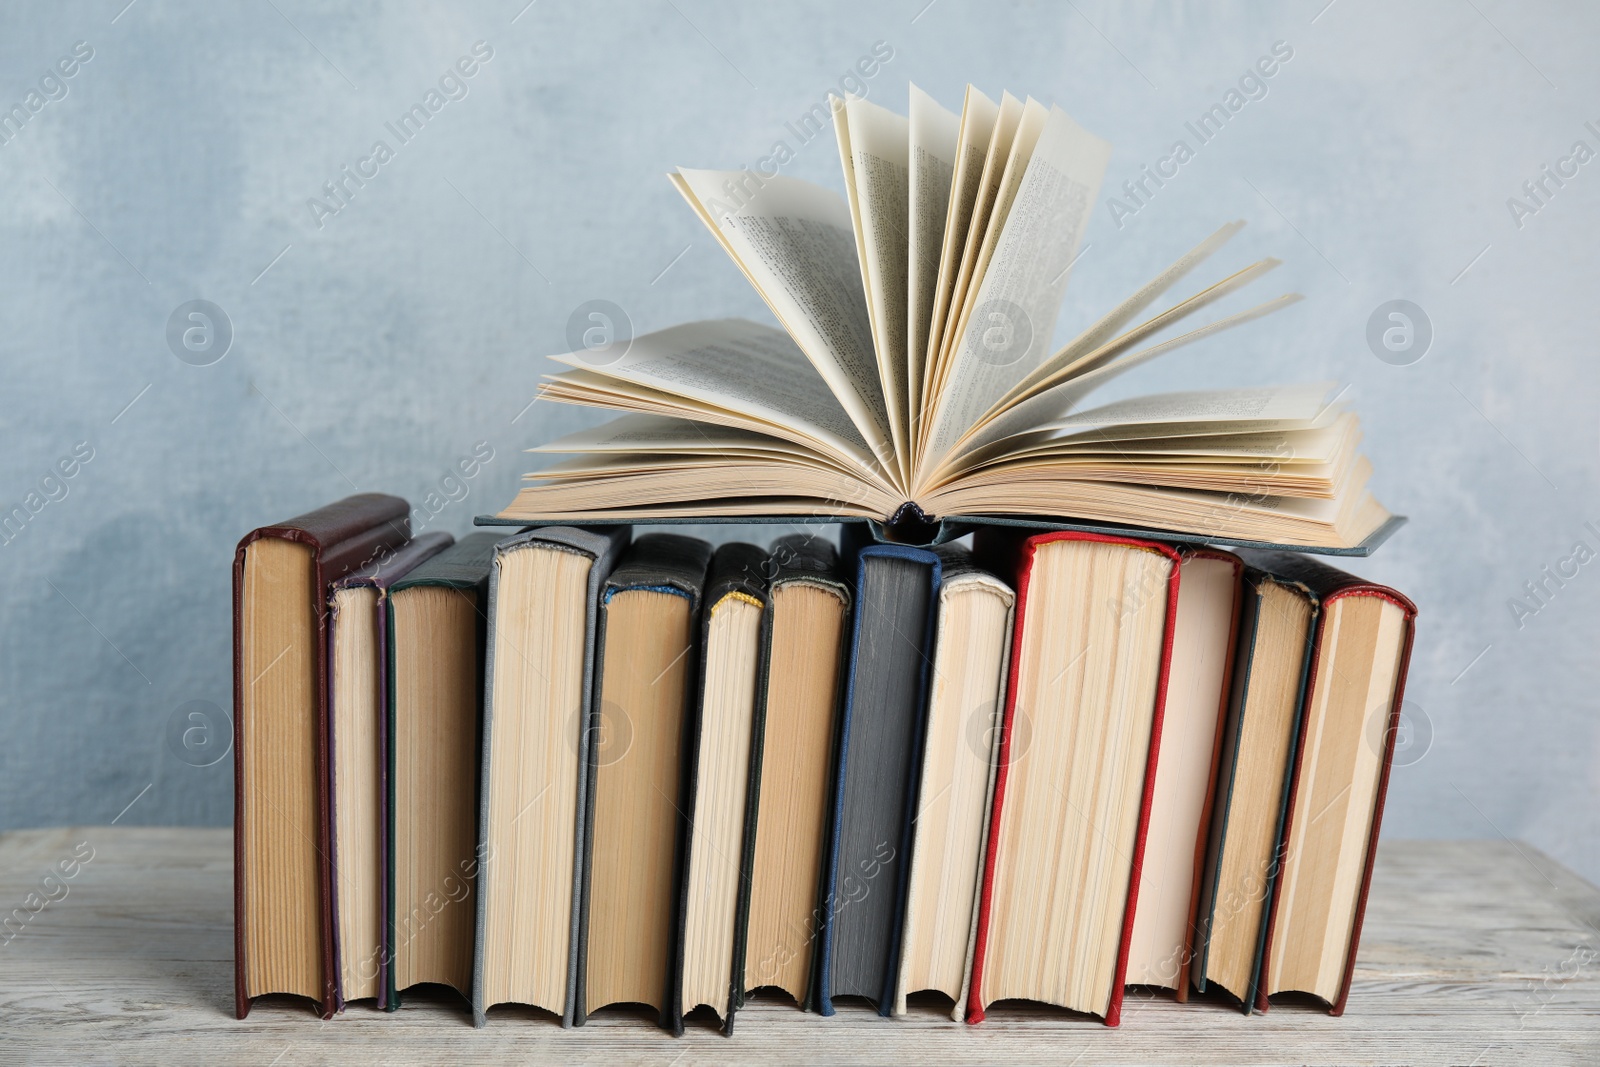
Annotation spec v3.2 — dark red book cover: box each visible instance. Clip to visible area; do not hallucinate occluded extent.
[965,530,1182,1028]
[232,493,410,1020]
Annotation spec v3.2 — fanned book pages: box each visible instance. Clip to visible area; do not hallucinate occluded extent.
[496,83,1395,549]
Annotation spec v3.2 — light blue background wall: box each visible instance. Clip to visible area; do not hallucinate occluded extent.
[2,0,1596,883]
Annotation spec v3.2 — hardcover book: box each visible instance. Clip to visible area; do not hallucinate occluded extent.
[495,83,1396,550]
[233,492,411,1020]
[966,529,1181,1027]
[1123,548,1244,999]
[892,545,1015,1019]
[1191,560,1320,1010]
[672,542,771,1034]
[472,525,630,1027]
[575,533,713,1029]
[328,531,454,1010]
[1247,551,1418,1016]
[815,542,941,1017]
[737,534,852,1013]
[385,532,503,1010]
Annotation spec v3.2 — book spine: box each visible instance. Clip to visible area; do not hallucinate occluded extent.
[232,544,251,1021]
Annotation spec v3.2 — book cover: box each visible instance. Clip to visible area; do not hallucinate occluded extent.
[1242,551,1419,1016]
[233,492,411,1021]
[327,530,454,1011]
[965,530,1182,1028]
[574,533,713,1030]
[671,542,770,1035]
[1190,563,1318,1013]
[383,532,502,1012]
[470,525,630,1028]
[814,542,942,1017]
[733,533,852,1018]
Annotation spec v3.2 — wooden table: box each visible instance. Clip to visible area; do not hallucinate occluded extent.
[3,828,1597,1065]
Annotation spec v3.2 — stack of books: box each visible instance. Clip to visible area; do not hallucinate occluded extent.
[231,83,1417,1033]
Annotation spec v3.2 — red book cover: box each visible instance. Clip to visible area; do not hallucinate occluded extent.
[1243,557,1419,1016]
[965,530,1182,1027]
[233,493,410,1020]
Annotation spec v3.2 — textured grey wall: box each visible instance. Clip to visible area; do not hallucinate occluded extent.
[2,0,1596,884]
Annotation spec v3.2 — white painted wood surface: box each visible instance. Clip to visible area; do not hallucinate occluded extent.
[2,828,1597,1064]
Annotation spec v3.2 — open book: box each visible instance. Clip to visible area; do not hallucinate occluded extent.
[496,85,1394,549]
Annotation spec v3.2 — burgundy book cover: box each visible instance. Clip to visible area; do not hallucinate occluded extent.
[965,530,1182,1028]
[326,530,453,1012]
[1174,547,1245,1003]
[233,493,411,1020]
[1241,553,1419,1016]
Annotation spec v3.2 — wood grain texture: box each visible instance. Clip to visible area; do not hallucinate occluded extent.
[1,828,1597,1065]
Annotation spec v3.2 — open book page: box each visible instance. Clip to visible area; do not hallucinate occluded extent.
[906,84,960,452]
[507,461,899,519]
[944,417,1353,486]
[536,412,832,457]
[925,91,1022,440]
[931,97,1049,406]
[1024,425,1352,464]
[1004,411,1354,460]
[1049,382,1343,431]
[532,446,859,480]
[672,169,894,469]
[927,291,1300,480]
[548,319,887,483]
[920,85,998,448]
[995,222,1245,410]
[836,94,913,482]
[916,457,1389,548]
[980,256,1283,430]
[922,105,1112,465]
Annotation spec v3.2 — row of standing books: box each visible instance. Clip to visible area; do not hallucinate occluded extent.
[232,493,1416,1030]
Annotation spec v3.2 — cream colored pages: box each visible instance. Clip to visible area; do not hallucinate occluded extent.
[955,253,1287,452]
[935,96,1050,405]
[1051,383,1342,432]
[1267,597,1405,1000]
[681,597,763,1016]
[479,544,589,1014]
[907,84,959,443]
[672,169,893,466]
[927,91,1022,418]
[240,538,321,1002]
[921,85,998,441]
[924,105,1111,463]
[550,319,879,479]
[1124,555,1236,988]
[332,586,382,1001]
[838,94,912,478]
[937,293,1301,470]
[894,573,1013,1016]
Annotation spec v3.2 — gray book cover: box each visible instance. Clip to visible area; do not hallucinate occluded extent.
[816,543,942,1016]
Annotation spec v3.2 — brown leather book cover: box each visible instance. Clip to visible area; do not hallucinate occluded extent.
[1238,551,1419,1016]
[233,493,410,1019]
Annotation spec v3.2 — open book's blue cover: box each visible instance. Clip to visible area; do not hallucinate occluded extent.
[814,540,941,1017]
